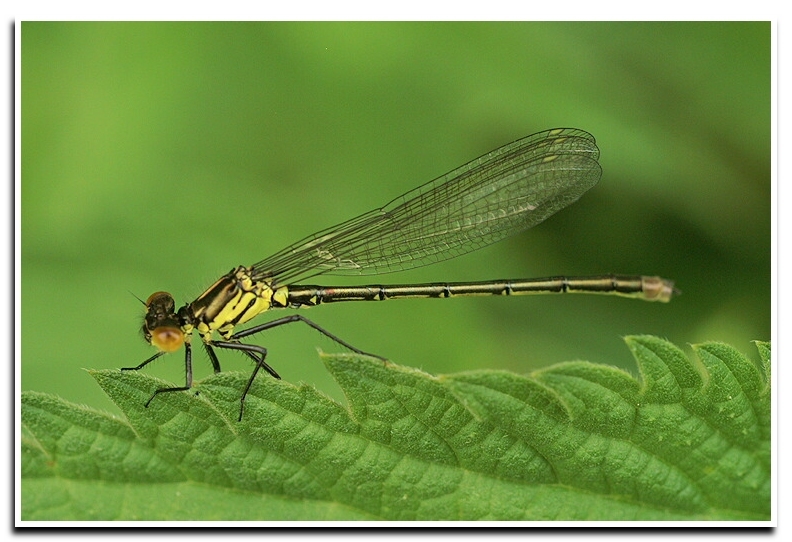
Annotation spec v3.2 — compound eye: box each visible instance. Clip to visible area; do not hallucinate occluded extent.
[146,291,175,308]
[149,326,184,352]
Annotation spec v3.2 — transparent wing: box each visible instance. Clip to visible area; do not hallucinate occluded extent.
[252,128,601,286]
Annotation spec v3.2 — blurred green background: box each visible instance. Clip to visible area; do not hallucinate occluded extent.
[22,22,770,414]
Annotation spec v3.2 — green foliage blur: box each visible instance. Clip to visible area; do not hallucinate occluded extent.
[21,22,770,415]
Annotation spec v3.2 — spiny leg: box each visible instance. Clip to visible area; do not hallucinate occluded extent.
[213,314,385,421]
[203,342,223,374]
[206,340,277,420]
[230,314,386,360]
[211,340,279,421]
[126,342,196,409]
[121,350,167,372]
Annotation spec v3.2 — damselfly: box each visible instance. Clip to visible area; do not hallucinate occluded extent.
[122,128,676,420]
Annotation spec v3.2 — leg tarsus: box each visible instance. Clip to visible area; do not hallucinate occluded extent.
[121,351,166,372]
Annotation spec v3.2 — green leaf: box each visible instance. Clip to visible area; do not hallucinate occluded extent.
[21,336,770,521]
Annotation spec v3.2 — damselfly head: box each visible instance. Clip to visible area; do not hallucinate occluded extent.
[142,291,185,352]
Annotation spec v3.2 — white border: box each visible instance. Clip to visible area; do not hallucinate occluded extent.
[11,9,781,534]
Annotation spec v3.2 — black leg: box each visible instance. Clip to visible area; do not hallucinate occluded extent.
[142,342,195,408]
[211,341,280,421]
[204,342,223,373]
[229,314,386,361]
[212,341,280,379]
[211,315,385,421]
[121,350,167,371]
